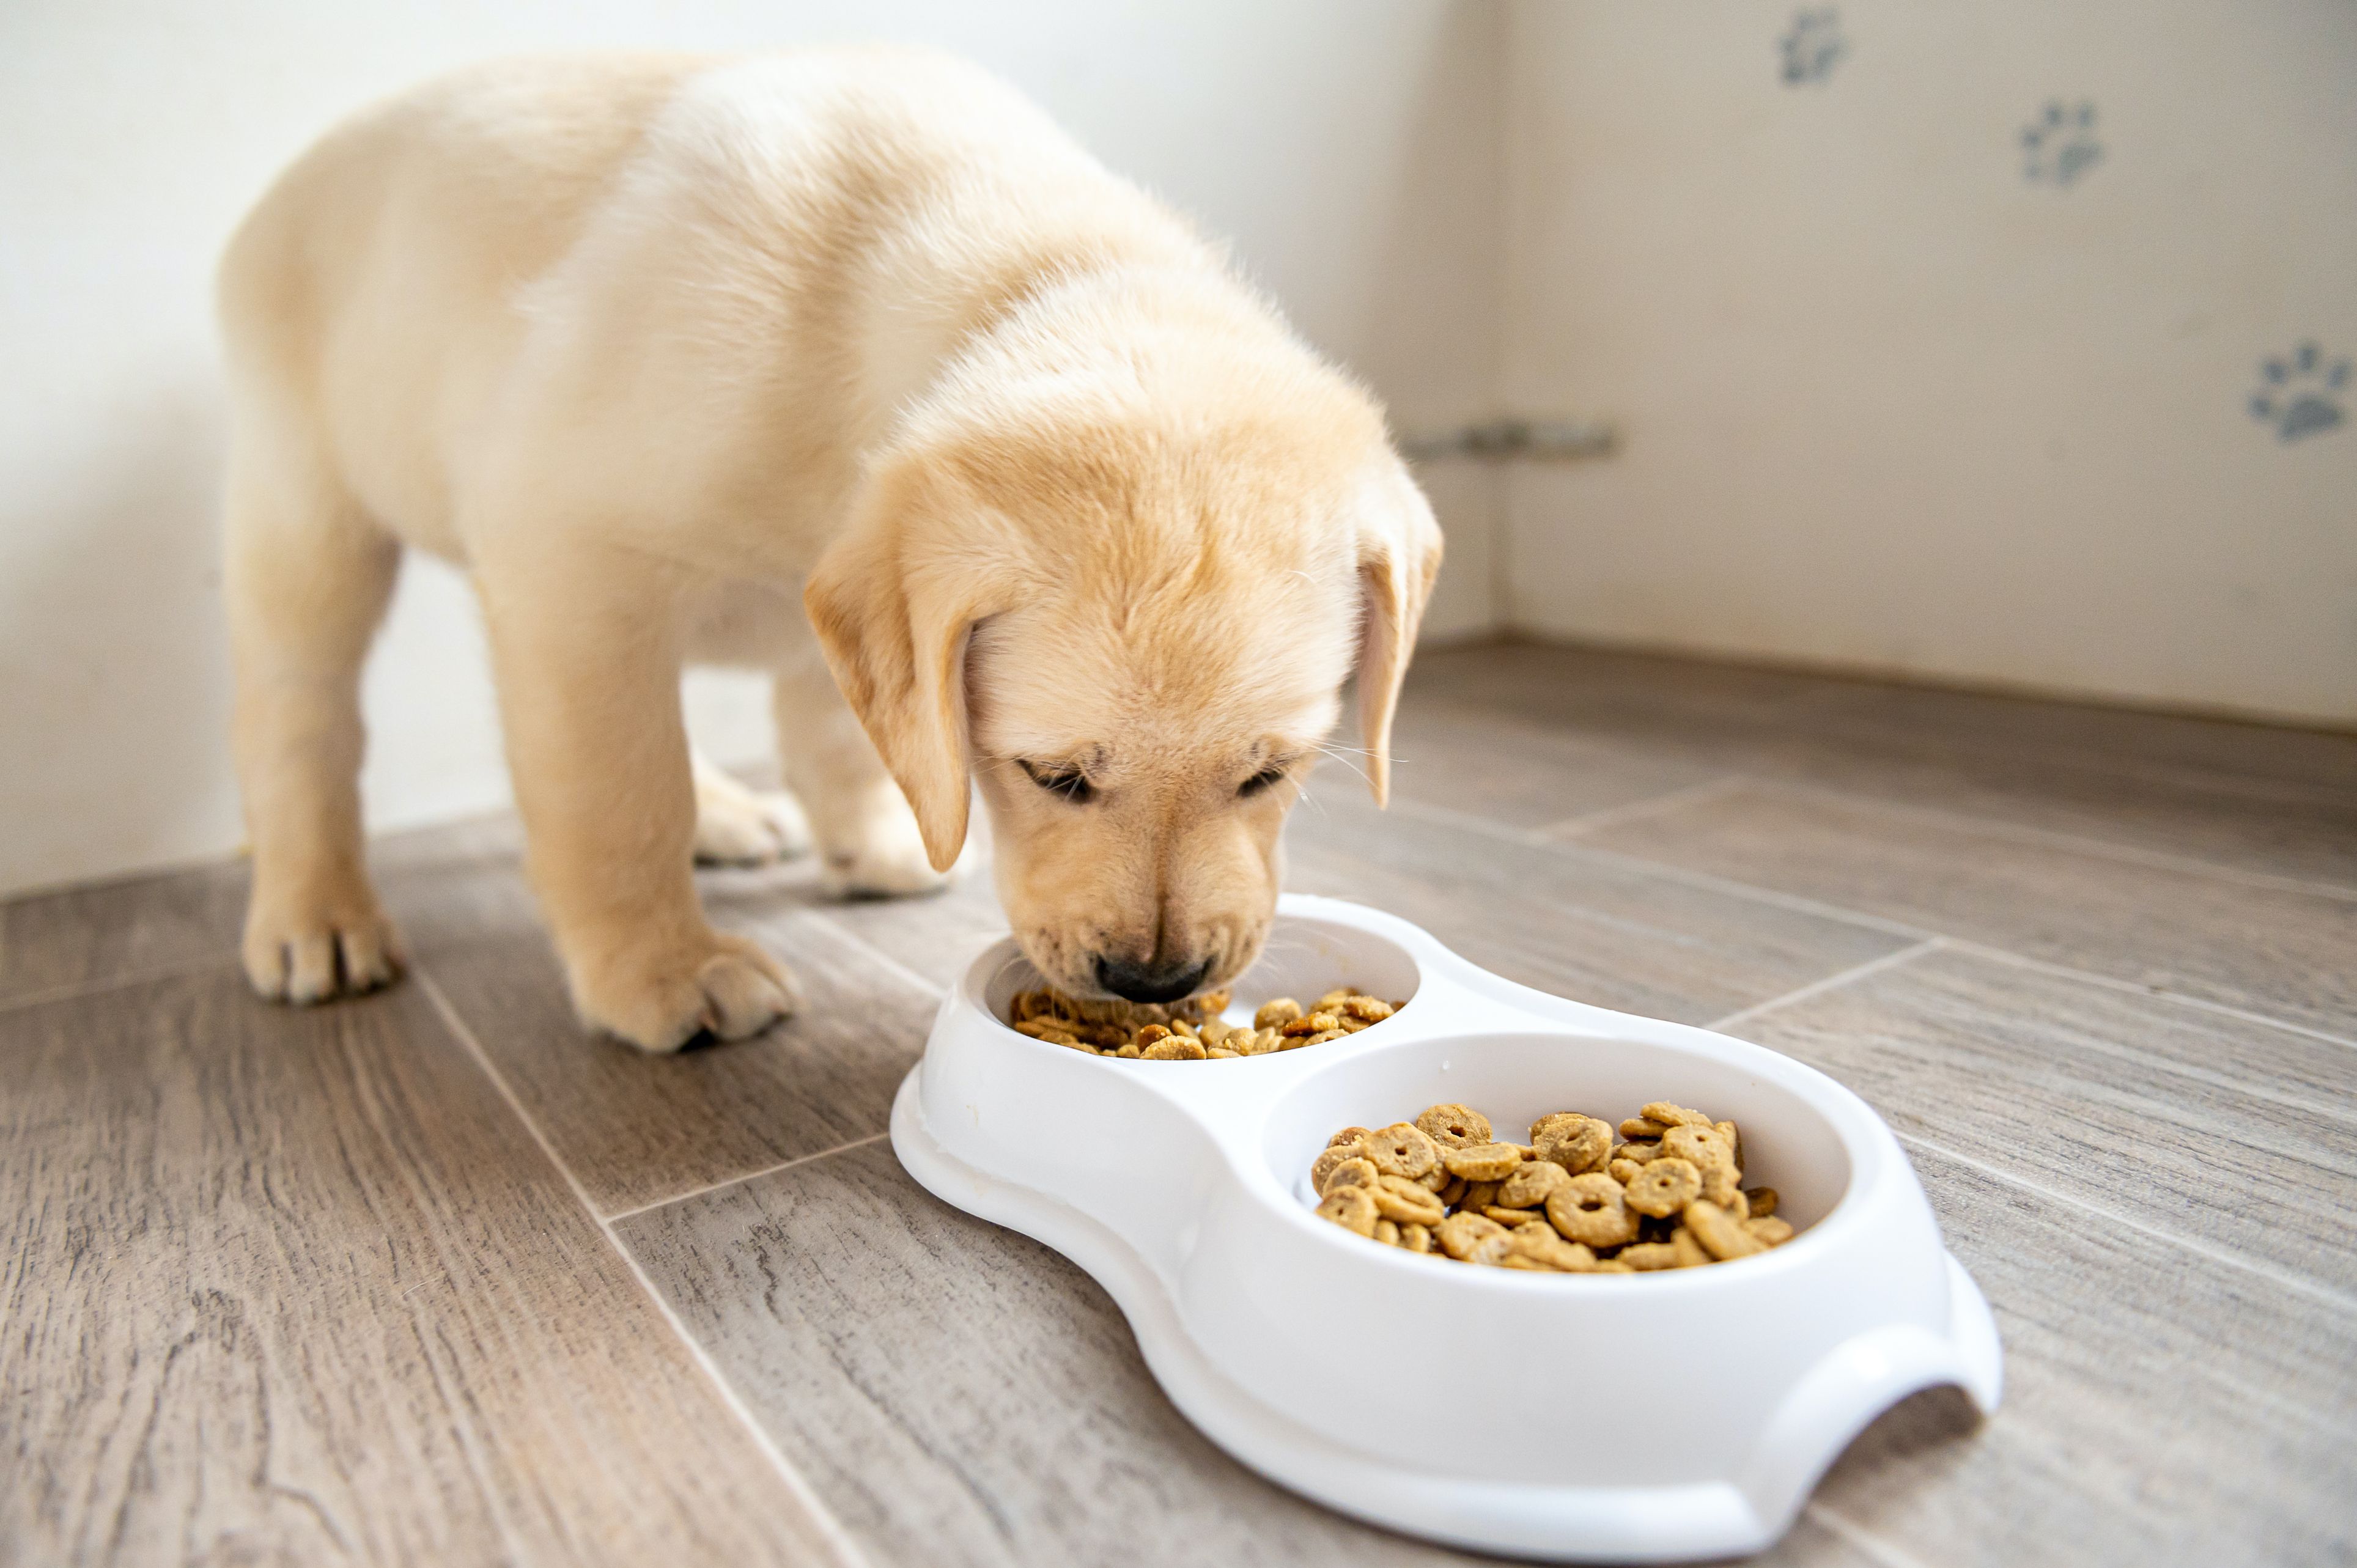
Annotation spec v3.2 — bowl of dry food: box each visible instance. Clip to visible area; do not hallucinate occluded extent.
[891,893,2001,1562]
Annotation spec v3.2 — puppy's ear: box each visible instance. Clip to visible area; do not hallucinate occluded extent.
[1354,465,1445,807]
[804,462,1009,872]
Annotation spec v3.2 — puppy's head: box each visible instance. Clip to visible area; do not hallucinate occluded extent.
[807,367,1440,1003]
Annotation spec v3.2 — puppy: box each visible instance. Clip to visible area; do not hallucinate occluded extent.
[219,50,1441,1050]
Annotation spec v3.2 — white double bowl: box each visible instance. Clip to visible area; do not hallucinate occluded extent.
[890,894,2001,1562]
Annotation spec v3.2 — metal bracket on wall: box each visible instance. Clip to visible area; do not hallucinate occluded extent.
[1398,418,1617,463]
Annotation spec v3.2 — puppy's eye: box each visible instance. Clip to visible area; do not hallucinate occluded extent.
[1022,761,1095,804]
[1238,765,1288,798]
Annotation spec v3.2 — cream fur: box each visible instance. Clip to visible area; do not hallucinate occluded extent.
[219,50,1440,1051]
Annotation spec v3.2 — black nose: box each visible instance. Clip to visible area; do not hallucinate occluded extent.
[1094,953,1214,1005]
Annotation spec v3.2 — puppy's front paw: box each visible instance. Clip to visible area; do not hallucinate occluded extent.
[243,885,405,1004]
[820,803,956,899]
[570,931,800,1054]
[693,774,814,866]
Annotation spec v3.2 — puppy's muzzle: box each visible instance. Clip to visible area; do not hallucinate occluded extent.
[1094,952,1213,1005]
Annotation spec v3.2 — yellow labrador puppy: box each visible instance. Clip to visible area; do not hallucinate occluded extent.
[221,50,1440,1051]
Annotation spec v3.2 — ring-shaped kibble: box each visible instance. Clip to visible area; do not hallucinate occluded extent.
[1684,1199,1765,1261]
[1315,1152,1378,1198]
[1640,1101,1714,1129]
[1661,1123,1733,1173]
[1545,1172,1639,1248]
[1624,1156,1702,1218]
[1441,1141,1522,1182]
[1328,1125,1373,1149]
[1371,1174,1447,1226]
[1414,1102,1493,1150]
[1530,1112,1611,1174]
[1365,1122,1440,1180]
[1316,1185,1379,1237]
[1435,1210,1505,1260]
[1744,1186,1779,1218]
[1495,1160,1571,1210]
[1254,998,1304,1030]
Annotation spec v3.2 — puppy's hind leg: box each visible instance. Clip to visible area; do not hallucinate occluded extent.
[224,433,405,1003]
[772,653,961,898]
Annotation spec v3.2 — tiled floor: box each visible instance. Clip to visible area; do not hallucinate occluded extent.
[5,639,2353,1566]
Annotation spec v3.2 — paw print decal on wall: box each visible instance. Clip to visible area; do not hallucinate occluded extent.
[2249,342,2350,443]
[2022,101,2103,186]
[1780,9,1846,86]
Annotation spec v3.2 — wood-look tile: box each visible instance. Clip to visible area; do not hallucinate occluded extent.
[1740,945,2357,1297]
[1282,790,1913,1026]
[1578,782,2357,1038]
[1815,1144,2357,1566]
[701,855,1009,993]
[417,908,936,1217]
[1402,645,2357,888]
[614,1139,1894,1567]
[1379,702,1728,831]
[0,856,246,1004]
[0,968,849,1567]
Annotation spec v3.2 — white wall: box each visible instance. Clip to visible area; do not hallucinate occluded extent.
[0,0,1504,895]
[1500,0,2357,726]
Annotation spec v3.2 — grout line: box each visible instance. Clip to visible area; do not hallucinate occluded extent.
[1941,940,2357,1056]
[1895,1125,2357,1316]
[0,952,237,1016]
[1534,775,1751,842]
[1759,778,2357,905]
[414,966,875,1568]
[795,909,950,999]
[1389,792,1939,938]
[1804,1502,1942,1568]
[1705,939,1947,1033]
[1388,788,2357,1060]
[603,1132,891,1224]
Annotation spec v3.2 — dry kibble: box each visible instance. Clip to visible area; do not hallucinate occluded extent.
[1530,1113,1611,1175]
[1310,1096,1804,1277]
[1315,1154,1378,1198]
[1365,1123,1441,1180]
[1508,1224,1597,1273]
[1684,1199,1765,1261]
[1255,998,1304,1029]
[1414,1103,1493,1150]
[1496,1160,1571,1210]
[1436,1211,1506,1260]
[1442,1142,1524,1182]
[1008,982,1393,1059]
[1642,1102,1714,1129]
[1372,1174,1448,1226]
[1317,1185,1381,1236]
[1467,1232,1521,1268]
[1623,1157,1703,1218]
[1546,1173,1639,1249]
